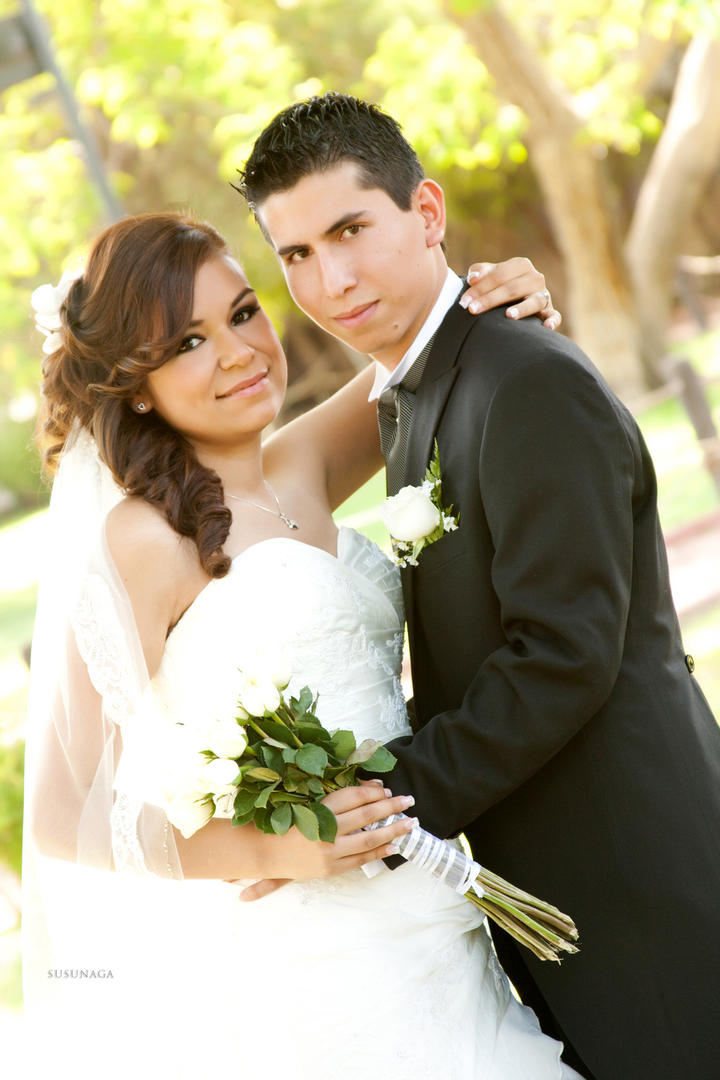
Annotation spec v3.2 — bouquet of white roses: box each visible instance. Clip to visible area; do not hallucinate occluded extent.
[161,664,579,963]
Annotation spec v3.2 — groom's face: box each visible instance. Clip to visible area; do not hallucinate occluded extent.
[258,161,446,370]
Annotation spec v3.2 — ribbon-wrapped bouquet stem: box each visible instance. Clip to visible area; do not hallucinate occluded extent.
[162,670,579,964]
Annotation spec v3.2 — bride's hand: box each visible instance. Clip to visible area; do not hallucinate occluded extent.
[461,257,561,330]
[237,782,415,901]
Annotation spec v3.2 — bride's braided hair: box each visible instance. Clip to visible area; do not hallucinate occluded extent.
[38,212,233,577]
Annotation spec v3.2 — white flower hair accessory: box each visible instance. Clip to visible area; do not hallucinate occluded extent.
[381,441,460,567]
[31,266,84,356]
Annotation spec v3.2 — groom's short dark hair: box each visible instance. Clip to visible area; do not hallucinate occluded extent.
[236,92,425,217]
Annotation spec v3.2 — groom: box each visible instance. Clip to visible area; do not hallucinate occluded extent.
[238,93,720,1078]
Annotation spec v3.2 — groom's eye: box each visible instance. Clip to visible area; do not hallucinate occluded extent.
[340,224,363,239]
[286,248,310,265]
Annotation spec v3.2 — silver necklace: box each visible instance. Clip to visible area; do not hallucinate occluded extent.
[226,481,299,530]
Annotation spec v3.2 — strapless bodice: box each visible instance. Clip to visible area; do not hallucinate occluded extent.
[150,526,410,747]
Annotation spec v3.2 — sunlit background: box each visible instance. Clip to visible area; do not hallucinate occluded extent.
[1,0,719,1049]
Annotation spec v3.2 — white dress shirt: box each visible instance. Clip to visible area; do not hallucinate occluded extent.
[368,268,464,401]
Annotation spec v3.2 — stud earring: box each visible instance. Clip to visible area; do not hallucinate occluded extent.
[135,402,147,412]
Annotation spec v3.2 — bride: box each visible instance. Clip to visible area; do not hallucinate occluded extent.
[22,212,581,1078]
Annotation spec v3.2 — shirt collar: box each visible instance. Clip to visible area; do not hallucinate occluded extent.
[368,268,463,401]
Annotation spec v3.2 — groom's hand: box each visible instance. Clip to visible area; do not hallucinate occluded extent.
[236,876,291,901]
[461,258,562,330]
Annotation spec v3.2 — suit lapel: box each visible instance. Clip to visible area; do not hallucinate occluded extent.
[399,301,475,641]
[400,301,475,489]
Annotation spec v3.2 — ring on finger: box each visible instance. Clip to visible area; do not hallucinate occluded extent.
[541,288,551,309]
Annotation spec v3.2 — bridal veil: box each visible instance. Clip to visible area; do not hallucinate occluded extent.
[21,428,184,1069]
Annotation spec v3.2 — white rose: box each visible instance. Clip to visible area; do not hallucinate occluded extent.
[267,653,293,690]
[236,648,293,692]
[381,486,441,543]
[160,729,211,800]
[237,673,281,716]
[164,793,215,839]
[201,756,240,796]
[204,716,248,760]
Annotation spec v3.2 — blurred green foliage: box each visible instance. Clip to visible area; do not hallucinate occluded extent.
[0,0,717,502]
[0,736,23,875]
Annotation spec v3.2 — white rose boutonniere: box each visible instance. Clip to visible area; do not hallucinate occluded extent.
[381,441,459,567]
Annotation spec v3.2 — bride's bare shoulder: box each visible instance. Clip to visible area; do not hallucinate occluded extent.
[105,496,180,562]
[105,497,196,596]
[105,499,202,667]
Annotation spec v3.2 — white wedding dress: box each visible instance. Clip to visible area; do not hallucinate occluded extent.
[27,526,581,1079]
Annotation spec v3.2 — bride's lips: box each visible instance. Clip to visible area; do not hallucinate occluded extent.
[217,370,269,399]
[332,300,379,330]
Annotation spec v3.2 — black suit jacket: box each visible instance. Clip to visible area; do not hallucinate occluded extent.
[383,300,720,1079]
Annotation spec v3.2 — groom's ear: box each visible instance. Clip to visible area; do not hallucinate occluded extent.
[412,179,446,250]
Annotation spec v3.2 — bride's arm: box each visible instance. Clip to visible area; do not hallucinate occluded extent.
[274,258,560,510]
[174,784,416,880]
[106,501,416,881]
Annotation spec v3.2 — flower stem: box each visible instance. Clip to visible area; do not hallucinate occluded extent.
[267,710,304,748]
[247,718,272,740]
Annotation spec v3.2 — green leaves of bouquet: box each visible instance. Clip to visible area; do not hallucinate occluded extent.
[230,685,396,843]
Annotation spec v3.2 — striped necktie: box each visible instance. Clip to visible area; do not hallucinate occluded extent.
[377,334,436,495]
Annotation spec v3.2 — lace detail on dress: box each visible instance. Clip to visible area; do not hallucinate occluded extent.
[347,625,408,740]
[110,791,148,874]
[72,573,135,726]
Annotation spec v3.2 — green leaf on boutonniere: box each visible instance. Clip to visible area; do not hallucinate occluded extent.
[425,439,443,487]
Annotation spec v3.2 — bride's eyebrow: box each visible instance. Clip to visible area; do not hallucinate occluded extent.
[188,288,255,328]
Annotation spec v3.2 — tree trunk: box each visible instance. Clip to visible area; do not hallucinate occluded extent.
[444,2,645,396]
[625,35,720,375]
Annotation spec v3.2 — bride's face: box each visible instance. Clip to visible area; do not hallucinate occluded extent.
[142,255,287,449]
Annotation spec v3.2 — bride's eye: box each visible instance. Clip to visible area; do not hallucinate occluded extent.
[177,334,204,354]
[232,304,260,325]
